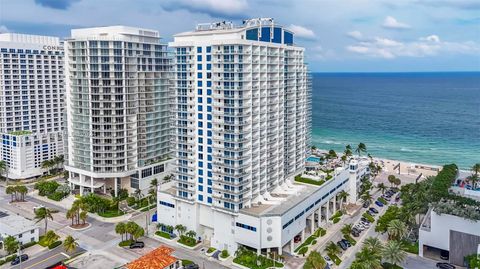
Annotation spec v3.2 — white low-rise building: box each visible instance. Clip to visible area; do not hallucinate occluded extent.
[0,211,39,247]
[419,207,480,266]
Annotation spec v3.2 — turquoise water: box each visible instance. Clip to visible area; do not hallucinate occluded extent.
[306,156,320,163]
[311,72,480,170]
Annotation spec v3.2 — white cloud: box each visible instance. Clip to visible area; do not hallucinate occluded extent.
[346,31,365,41]
[311,45,336,60]
[382,16,411,29]
[288,24,316,40]
[0,25,9,33]
[346,33,480,59]
[161,0,248,17]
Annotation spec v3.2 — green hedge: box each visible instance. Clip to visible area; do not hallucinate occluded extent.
[328,254,342,265]
[119,239,134,247]
[48,240,62,249]
[378,197,388,205]
[182,260,194,266]
[48,191,67,201]
[402,240,419,254]
[207,247,216,254]
[329,211,343,220]
[298,246,308,256]
[220,249,229,258]
[178,235,197,247]
[21,241,37,249]
[332,217,341,224]
[344,234,357,246]
[362,212,375,223]
[382,262,403,269]
[294,175,325,186]
[98,210,124,218]
[0,254,18,266]
[155,231,171,239]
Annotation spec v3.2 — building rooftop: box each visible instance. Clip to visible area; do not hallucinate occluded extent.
[126,246,177,269]
[0,211,38,237]
[0,33,59,45]
[69,26,160,41]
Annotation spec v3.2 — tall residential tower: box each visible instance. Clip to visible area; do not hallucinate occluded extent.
[158,18,314,254]
[65,26,172,195]
[0,33,64,179]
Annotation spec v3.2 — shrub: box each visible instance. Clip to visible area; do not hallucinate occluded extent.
[220,249,229,258]
[178,235,197,247]
[127,197,136,206]
[21,241,37,249]
[378,197,388,205]
[344,235,356,246]
[328,254,342,265]
[35,181,60,196]
[0,259,5,266]
[48,240,62,249]
[48,191,66,201]
[207,247,216,254]
[362,212,375,223]
[312,239,317,245]
[155,231,171,239]
[298,246,308,256]
[402,240,419,254]
[5,254,17,262]
[332,217,341,224]
[382,262,403,269]
[118,239,134,247]
[182,260,194,266]
[329,211,343,220]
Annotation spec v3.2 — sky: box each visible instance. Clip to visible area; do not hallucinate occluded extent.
[0,0,479,72]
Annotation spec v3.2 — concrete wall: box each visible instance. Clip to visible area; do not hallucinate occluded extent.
[450,230,480,266]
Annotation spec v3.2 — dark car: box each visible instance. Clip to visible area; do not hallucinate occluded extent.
[361,217,370,223]
[375,200,384,207]
[351,230,360,237]
[337,240,348,250]
[129,241,145,249]
[440,250,449,260]
[369,207,379,214]
[184,264,200,269]
[11,254,29,265]
[436,262,455,269]
[362,202,370,208]
[341,239,351,247]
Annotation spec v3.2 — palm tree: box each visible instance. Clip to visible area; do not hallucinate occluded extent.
[325,241,341,258]
[175,224,186,236]
[340,155,347,166]
[150,178,158,189]
[382,240,407,266]
[468,174,479,189]
[79,210,88,224]
[186,230,196,238]
[115,222,126,241]
[5,186,17,202]
[303,251,326,269]
[63,235,79,253]
[387,219,408,240]
[355,143,367,156]
[66,209,76,226]
[43,230,59,246]
[355,247,382,269]
[132,225,144,240]
[363,237,383,253]
[472,163,480,176]
[0,160,8,184]
[337,190,349,208]
[376,183,388,194]
[341,224,353,237]
[35,207,54,233]
[41,159,55,175]
[126,221,138,240]
[388,175,397,187]
[16,185,28,201]
[360,192,373,205]
[3,236,19,254]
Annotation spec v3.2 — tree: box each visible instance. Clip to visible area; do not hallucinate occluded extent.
[387,219,408,240]
[337,190,349,208]
[186,230,196,238]
[303,251,326,269]
[132,225,145,240]
[0,160,9,184]
[355,246,382,269]
[387,175,397,187]
[393,177,402,188]
[356,143,367,156]
[41,159,55,175]
[35,207,54,233]
[115,222,126,241]
[79,210,88,224]
[16,185,28,201]
[325,241,340,257]
[6,185,17,202]
[53,155,65,172]
[43,230,59,246]
[360,192,373,205]
[382,240,407,266]
[63,235,79,253]
[175,224,186,236]
[344,145,352,157]
[340,155,347,166]
[472,163,480,176]
[341,224,353,237]
[327,149,337,160]
[66,209,76,226]
[363,237,383,253]
[126,221,138,240]
[376,183,387,195]
[3,236,19,254]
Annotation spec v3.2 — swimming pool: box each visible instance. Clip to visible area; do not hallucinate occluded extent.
[306,156,320,163]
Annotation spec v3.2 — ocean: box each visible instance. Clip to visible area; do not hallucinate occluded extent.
[310,72,480,170]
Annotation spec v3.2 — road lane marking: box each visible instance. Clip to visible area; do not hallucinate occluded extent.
[24,252,68,269]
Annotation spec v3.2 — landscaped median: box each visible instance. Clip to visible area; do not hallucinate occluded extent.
[233,246,283,269]
[294,228,326,256]
[329,210,343,224]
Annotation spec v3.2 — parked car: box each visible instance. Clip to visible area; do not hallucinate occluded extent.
[129,241,145,249]
[351,230,360,237]
[341,239,351,247]
[375,201,384,207]
[362,201,370,208]
[294,235,302,243]
[324,255,334,267]
[11,254,29,265]
[383,196,392,201]
[369,207,379,213]
[436,263,455,269]
[361,217,370,223]
[440,250,450,260]
[337,240,348,251]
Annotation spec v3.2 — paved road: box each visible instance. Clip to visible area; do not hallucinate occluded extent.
[9,247,85,269]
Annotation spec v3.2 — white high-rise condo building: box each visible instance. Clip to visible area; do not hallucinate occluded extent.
[156,19,368,256]
[65,26,172,196]
[0,33,64,180]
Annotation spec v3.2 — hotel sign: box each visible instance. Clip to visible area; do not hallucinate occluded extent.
[42,45,62,51]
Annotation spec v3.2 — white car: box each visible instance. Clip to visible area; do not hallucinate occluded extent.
[324,255,334,267]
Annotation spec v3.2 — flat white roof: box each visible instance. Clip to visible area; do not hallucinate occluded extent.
[0,211,38,236]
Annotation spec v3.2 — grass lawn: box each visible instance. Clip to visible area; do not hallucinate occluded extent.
[155,231,171,239]
[98,210,125,218]
[233,251,283,269]
[294,175,325,186]
[402,240,419,254]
